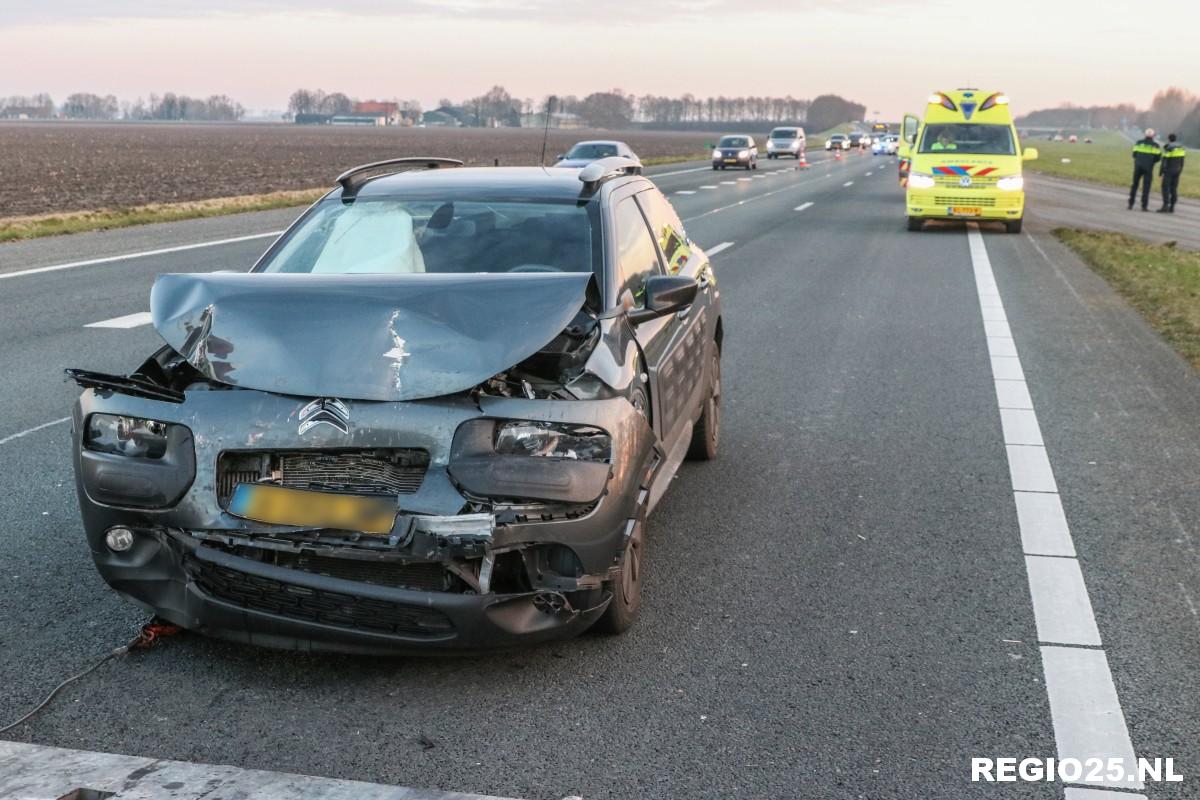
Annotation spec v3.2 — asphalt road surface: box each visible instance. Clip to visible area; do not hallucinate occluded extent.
[1,152,1198,800]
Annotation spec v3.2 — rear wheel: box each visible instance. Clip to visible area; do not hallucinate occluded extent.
[593,519,643,634]
[906,216,923,232]
[1005,218,1023,234]
[687,347,721,461]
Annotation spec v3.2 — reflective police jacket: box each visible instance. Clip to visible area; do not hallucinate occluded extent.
[1162,142,1186,175]
[1131,137,1162,169]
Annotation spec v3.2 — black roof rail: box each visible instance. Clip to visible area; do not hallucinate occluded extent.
[336,157,464,198]
[577,156,643,195]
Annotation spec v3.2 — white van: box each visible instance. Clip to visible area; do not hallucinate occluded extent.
[766,127,806,159]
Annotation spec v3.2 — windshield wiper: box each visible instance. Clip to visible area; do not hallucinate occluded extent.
[65,368,185,404]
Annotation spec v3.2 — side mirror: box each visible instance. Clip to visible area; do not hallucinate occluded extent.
[555,154,565,161]
[628,275,698,324]
[1023,147,1039,161]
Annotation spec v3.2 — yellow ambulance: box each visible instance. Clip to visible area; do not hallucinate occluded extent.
[899,90,1037,233]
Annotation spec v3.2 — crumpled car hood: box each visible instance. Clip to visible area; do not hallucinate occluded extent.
[150,272,592,401]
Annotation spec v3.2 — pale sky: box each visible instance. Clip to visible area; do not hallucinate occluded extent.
[0,1,1192,120]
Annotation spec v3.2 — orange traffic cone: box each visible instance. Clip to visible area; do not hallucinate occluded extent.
[797,151,810,169]
[834,149,842,161]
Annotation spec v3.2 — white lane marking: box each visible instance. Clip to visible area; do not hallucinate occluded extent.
[647,165,713,178]
[983,318,1012,338]
[1026,556,1103,646]
[995,379,1033,409]
[85,311,153,329]
[683,173,824,224]
[1000,408,1044,446]
[969,223,1139,791]
[0,231,284,281]
[699,185,718,189]
[675,190,697,195]
[752,175,766,179]
[737,177,752,182]
[987,336,1018,357]
[990,355,1025,381]
[1065,788,1148,800]
[1015,492,1076,557]
[794,202,815,212]
[705,241,734,257]
[843,181,855,187]
[0,740,516,800]
[981,305,1008,322]
[719,180,736,185]
[1041,647,1144,790]
[1006,444,1058,493]
[865,171,873,176]
[0,417,70,446]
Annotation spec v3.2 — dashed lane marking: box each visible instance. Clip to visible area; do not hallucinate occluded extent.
[704,241,734,256]
[795,202,815,212]
[0,417,70,447]
[843,181,855,187]
[85,311,153,329]
[0,231,284,281]
[675,190,696,195]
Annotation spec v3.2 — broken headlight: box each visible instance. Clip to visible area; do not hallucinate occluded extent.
[494,421,611,462]
[84,414,171,459]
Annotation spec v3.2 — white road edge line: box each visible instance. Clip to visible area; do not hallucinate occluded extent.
[0,417,70,446]
[795,202,815,212]
[843,181,854,187]
[705,241,734,257]
[0,231,284,281]
[85,311,154,329]
[0,740,517,800]
[675,190,697,195]
[967,223,1142,791]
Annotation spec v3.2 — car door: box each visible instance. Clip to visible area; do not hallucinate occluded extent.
[632,189,713,453]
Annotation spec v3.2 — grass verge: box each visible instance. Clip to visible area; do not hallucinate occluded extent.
[1055,228,1200,369]
[0,190,326,243]
[0,153,710,243]
[1026,130,1199,200]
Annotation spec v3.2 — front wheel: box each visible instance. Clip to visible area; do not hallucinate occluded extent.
[1005,218,1023,234]
[906,216,923,232]
[687,348,721,461]
[593,519,643,635]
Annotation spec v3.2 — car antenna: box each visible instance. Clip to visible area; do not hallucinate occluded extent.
[539,95,557,167]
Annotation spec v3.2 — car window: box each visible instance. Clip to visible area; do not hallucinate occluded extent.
[719,136,749,148]
[636,189,691,276]
[919,123,1016,155]
[257,198,596,275]
[613,196,663,307]
[567,143,619,159]
[771,129,797,139]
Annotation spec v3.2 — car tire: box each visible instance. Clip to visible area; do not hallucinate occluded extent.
[712,165,719,171]
[1005,218,1023,234]
[907,216,923,232]
[687,347,721,461]
[593,518,643,635]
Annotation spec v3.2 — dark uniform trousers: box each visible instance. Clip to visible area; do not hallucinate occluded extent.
[1131,165,1155,208]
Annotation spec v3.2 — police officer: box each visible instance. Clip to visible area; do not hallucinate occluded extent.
[1157,133,1186,213]
[1129,128,1162,211]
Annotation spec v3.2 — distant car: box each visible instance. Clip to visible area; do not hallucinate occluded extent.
[555,140,638,168]
[848,132,867,149]
[712,135,758,170]
[825,134,850,151]
[765,126,806,159]
[872,134,899,156]
[1068,134,1078,143]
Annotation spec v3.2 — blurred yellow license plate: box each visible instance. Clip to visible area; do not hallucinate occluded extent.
[950,207,982,217]
[724,158,738,163]
[228,484,396,534]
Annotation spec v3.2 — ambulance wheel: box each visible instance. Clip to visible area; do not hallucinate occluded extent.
[906,217,923,232]
[1005,219,1023,234]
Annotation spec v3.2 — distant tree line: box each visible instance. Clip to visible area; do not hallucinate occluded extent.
[1016,86,1200,145]
[424,86,865,131]
[0,92,244,121]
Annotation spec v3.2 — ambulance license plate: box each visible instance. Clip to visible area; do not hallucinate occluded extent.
[950,207,982,217]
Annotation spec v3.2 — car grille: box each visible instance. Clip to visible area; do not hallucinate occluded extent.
[186,553,455,638]
[271,551,453,592]
[934,176,999,188]
[217,449,429,504]
[933,195,998,207]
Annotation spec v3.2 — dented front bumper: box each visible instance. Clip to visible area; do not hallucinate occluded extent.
[73,387,657,654]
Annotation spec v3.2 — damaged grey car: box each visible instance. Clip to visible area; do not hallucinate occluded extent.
[68,156,724,653]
